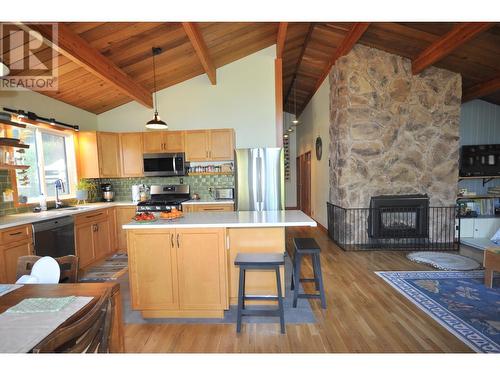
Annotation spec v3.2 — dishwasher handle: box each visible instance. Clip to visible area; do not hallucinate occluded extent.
[32,216,74,232]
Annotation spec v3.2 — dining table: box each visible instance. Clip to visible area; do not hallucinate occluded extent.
[0,282,124,353]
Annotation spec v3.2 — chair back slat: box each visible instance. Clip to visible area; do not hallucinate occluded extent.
[32,290,113,353]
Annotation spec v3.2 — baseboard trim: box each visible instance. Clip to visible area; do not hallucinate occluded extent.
[317,222,328,233]
[285,206,298,210]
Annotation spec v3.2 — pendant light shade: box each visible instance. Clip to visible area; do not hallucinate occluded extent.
[146,47,168,130]
[0,61,10,77]
[146,111,167,129]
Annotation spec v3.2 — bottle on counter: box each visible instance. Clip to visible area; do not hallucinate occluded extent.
[39,193,47,211]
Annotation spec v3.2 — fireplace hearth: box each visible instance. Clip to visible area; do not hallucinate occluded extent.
[368,194,429,239]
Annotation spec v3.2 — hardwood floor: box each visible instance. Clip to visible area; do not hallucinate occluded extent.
[123,226,471,353]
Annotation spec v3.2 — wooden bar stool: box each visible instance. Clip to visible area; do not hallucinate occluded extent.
[234,253,285,334]
[291,238,326,309]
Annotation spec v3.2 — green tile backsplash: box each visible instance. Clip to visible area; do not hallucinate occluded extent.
[0,170,233,216]
[87,174,235,202]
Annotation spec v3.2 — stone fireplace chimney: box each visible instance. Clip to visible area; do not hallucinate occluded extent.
[329,44,461,208]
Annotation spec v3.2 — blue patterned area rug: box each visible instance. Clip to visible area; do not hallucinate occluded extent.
[376,270,500,353]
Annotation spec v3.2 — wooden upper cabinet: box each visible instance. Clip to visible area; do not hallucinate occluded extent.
[143,131,185,153]
[120,133,144,177]
[77,132,100,178]
[185,130,210,161]
[97,132,121,178]
[164,131,185,152]
[143,131,164,153]
[209,129,235,161]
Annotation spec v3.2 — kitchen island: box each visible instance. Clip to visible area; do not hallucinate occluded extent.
[123,210,316,318]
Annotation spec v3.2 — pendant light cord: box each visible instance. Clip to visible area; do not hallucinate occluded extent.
[152,48,158,115]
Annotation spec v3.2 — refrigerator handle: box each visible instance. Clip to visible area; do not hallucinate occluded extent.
[256,155,263,204]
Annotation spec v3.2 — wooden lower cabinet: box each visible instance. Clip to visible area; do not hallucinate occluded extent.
[75,209,114,270]
[115,206,136,252]
[127,228,228,318]
[75,222,96,269]
[0,241,33,283]
[0,225,33,283]
[94,218,112,260]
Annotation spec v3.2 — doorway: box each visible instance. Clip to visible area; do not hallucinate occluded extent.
[296,151,311,215]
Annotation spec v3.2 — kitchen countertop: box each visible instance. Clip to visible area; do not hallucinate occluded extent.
[0,201,136,230]
[182,199,234,205]
[123,210,316,229]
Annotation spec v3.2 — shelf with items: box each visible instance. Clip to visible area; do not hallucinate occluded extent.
[0,140,30,149]
[0,112,27,129]
[458,175,500,186]
[0,164,30,171]
[187,172,234,176]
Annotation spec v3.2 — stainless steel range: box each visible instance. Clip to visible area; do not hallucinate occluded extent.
[136,184,190,212]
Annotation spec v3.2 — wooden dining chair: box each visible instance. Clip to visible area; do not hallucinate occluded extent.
[31,290,114,353]
[16,255,79,283]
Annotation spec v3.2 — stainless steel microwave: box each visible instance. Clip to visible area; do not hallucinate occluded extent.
[143,153,185,177]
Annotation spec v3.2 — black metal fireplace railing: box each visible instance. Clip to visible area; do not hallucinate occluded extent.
[327,202,458,251]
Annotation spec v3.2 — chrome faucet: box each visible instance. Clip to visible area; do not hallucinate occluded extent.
[55,179,65,208]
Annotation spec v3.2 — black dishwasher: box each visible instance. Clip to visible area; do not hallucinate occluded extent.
[32,216,75,257]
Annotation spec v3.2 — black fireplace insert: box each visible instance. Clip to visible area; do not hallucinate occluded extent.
[368,194,430,239]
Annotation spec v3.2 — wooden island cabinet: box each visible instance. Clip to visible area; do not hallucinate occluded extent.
[123,210,316,318]
[127,228,227,318]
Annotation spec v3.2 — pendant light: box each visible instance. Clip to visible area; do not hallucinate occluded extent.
[0,60,10,77]
[146,47,168,130]
[291,83,299,125]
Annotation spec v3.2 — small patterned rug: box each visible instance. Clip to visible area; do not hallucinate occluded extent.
[407,251,481,271]
[376,270,500,353]
[79,253,128,282]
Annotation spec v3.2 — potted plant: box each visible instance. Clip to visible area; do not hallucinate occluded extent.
[75,180,96,203]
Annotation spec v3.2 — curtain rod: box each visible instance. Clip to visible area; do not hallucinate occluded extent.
[2,107,80,131]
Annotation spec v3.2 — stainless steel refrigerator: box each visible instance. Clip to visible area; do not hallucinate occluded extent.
[234,148,285,211]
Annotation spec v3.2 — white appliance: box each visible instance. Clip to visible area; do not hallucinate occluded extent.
[132,185,141,203]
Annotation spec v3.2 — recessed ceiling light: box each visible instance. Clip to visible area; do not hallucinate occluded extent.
[287,127,294,133]
[292,119,299,125]
[283,134,289,139]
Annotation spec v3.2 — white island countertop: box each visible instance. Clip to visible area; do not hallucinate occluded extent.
[123,210,316,229]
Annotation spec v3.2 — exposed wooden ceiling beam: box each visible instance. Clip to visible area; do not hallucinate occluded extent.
[284,23,315,108]
[182,22,216,85]
[412,22,493,75]
[299,22,370,115]
[462,75,500,103]
[276,22,288,59]
[19,22,153,108]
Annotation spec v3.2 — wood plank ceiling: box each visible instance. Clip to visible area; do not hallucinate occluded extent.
[1,22,498,116]
[283,22,500,116]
